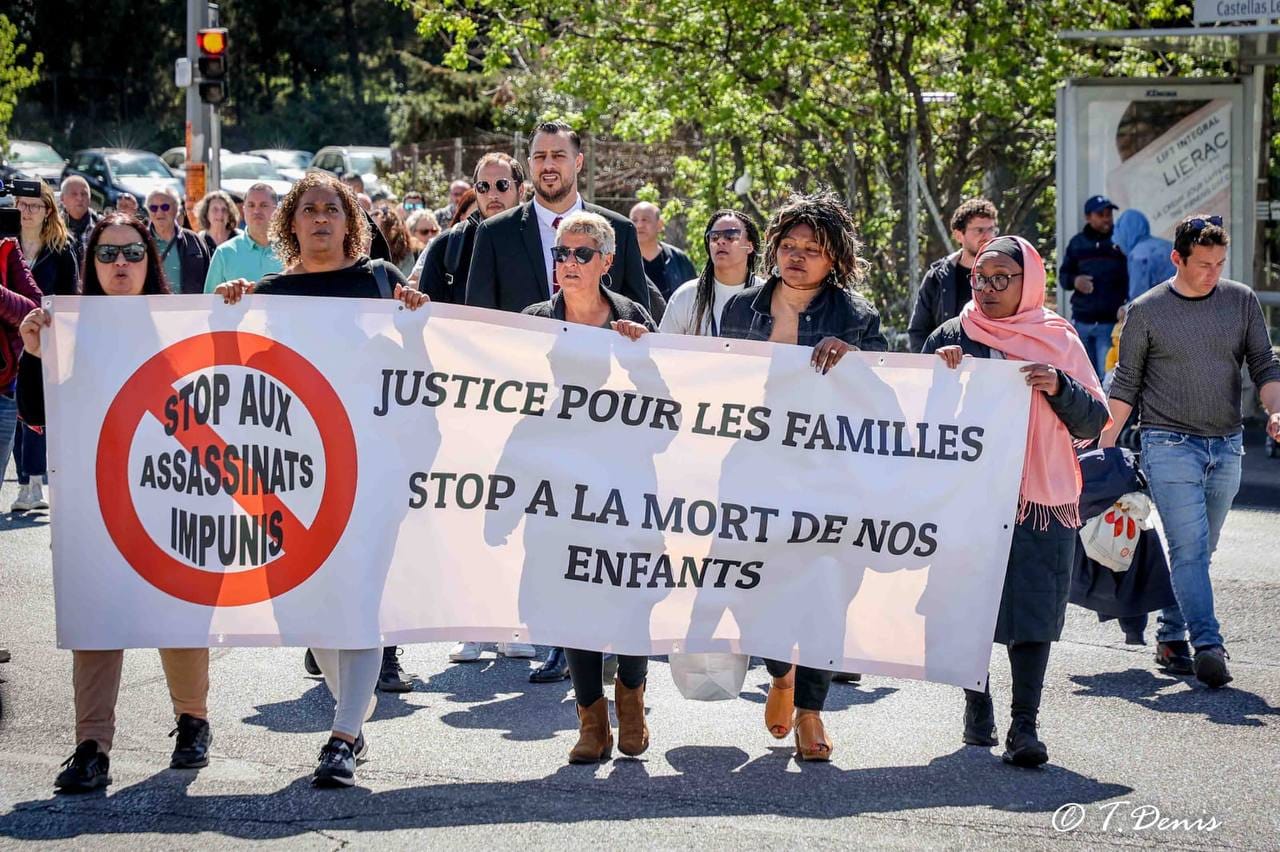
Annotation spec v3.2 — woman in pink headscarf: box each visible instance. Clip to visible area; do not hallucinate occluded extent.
[923,235,1109,768]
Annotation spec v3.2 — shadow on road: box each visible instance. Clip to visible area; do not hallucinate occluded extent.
[242,679,430,735]
[1070,668,1280,727]
[0,746,1131,840]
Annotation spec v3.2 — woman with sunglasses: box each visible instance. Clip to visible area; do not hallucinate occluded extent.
[10,181,78,513]
[658,210,762,336]
[923,236,1108,768]
[18,213,215,792]
[216,171,428,788]
[145,188,210,294]
[522,210,656,764]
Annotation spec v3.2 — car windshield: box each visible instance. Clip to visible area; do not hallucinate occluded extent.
[107,154,172,178]
[222,159,284,180]
[262,151,310,171]
[9,142,62,166]
[348,152,389,175]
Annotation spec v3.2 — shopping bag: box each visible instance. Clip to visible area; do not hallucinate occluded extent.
[1079,492,1152,573]
[668,652,749,701]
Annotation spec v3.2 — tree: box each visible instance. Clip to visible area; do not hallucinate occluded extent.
[407,0,1224,326]
[0,13,40,151]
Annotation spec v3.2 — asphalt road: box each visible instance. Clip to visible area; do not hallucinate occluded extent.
[1,428,1277,850]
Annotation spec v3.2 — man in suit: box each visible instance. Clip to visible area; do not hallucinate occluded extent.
[465,120,651,314]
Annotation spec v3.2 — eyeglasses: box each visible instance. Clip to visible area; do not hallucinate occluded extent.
[970,272,1023,292]
[148,203,172,213]
[403,201,423,211]
[474,179,513,194]
[551,245,603,264]
[708,228,743,243]
[16,201,47,214]
[94,242,148,263]
[1185,215,1223,232]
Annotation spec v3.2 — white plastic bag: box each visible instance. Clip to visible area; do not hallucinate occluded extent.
[668,652,749,701]
[1079,492,1153,573]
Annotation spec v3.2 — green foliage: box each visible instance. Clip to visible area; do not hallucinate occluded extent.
[377,155,451,208]
[0,13,41,151]
[406,0,1231,325]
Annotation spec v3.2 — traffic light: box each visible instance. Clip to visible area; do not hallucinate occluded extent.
[196,28,228,105]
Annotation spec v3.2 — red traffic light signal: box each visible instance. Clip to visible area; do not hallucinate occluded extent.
[196,28,229,105]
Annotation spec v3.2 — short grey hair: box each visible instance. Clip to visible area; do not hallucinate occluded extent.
[60,175,89,195]
[244,182,278,204]
[405,209,438,231]
[556,210,615,255]
[147,185,183,206]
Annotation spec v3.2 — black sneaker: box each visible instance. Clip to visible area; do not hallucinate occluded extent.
[313,736,356,787]
[55,740,111,793]
[962,690,998,747]
[169,713,212,769]
[0,648,10,664]
[377,646,412,693]
[1002,717,1048,768]
[832,672,862,684]
[1155,640,1194,676]
[1193,645,1233,688]
[303,648,321,676]
[352,731,369,762]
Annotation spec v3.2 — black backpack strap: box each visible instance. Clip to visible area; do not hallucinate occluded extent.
[371,260,393,299]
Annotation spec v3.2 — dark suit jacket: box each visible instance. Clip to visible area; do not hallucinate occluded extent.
[465,199,651,313]
[152,226,211,295]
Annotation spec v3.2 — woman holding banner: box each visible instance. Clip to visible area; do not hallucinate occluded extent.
[618,191,887,761]
[657,209,762,336]
[216,172,429,787]
[17,213,214,793]
[923,235,1108,767]
[524,210,658,764]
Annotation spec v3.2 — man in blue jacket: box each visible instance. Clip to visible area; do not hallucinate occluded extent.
[1114,209,1176,304]
[1059,195,1128,377]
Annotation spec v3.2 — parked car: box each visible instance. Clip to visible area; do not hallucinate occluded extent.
[63,149,185,212]
[308,146,391,195]
[2,140,68,187]
[245,149,312,183]
[218,154,293,202]
[161,146,234,175]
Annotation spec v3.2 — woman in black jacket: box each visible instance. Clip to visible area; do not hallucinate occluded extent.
[523,210,656,764]
[923,235,1109,767]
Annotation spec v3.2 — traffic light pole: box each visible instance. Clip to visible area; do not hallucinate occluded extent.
[184,0,210,224]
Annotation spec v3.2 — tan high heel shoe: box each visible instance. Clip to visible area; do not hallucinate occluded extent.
[765,669,796,739]
[614,678,650,756]
[794,711,833,761]
[568,696,614,764]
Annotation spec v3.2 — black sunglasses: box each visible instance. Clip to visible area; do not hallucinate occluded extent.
[94,242,148,263]
[474,179,514,194]
[148,202,172,213]
[1185,215,1223,231]
[551,245,603,264]
[708,228,743,244]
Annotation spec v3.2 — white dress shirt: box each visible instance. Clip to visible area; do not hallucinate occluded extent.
[533,194,585,297]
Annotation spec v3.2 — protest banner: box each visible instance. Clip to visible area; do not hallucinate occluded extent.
[43,295,1030,690]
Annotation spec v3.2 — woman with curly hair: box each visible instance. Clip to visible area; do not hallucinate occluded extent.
[214,171,428,788]
[372,202,418,278]
[193,190,241,254]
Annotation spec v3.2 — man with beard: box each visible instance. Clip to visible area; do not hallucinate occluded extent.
[1059,195,1128,377]
[409,153,524,304]
[465,120,651,314]
[907,198,999,352]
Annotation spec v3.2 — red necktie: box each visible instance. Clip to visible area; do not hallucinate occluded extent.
[551,216,563,293]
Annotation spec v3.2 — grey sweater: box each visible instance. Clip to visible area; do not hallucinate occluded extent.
[1109,278,1280,437]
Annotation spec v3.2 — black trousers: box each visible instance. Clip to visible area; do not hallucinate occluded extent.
[565,649,647,707]
[965,641,1051,722]
[764,659,833,712]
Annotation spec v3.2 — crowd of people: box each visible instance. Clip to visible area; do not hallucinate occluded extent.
[1,118,1278,792]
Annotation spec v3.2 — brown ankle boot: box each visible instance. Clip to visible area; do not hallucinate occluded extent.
[568,696,613,764]
[614,678,650,756]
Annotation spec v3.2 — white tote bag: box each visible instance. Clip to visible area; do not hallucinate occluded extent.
[1079,492,1153,573]
[668,652,749,701]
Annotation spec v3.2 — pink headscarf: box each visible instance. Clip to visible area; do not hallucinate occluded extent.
[959,236,1109,529]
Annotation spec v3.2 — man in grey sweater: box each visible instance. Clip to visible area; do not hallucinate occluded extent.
[1101,215,1280,688]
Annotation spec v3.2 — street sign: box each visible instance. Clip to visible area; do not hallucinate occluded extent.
[175,58,191,88]
[1194,0,1280,24]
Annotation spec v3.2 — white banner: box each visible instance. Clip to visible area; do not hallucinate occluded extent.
[43,295,1031,690]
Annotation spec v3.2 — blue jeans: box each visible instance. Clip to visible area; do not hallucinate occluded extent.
[1139,429,1243,650]
[1072,319,1114,380]
[0,393,17,485]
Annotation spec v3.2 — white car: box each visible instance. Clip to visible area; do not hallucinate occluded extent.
[245,149,312,184]
[218,154,294,203]
[309,146,391,196]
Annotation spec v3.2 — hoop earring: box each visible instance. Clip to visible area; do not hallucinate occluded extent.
[601,272,613,289]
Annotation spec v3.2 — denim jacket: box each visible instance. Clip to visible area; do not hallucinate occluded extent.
[717,276,888,351]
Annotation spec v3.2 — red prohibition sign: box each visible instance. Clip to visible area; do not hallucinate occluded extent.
[96,332,357,607]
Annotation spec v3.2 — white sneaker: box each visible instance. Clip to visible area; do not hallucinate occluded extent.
[31,480,48,511]
[449,641,483,662]
[498,643,537,658]
[10,483,35,512]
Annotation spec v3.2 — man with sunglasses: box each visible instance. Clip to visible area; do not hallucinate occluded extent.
[1102,215,1280,688]
[908,198,999,351]
[466,120,652,315]
[1059,195,1128,377]
[146,188,209,294]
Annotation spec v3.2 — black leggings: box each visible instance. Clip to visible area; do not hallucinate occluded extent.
[966,641,1051,721]
[565,649,648,707]
[764,660,834,712]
